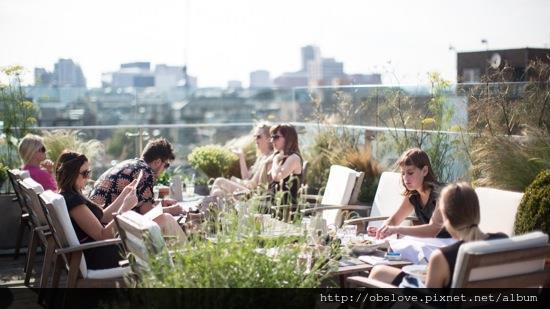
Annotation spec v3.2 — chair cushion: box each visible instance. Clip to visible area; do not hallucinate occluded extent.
[452,231,548,287]
[21,177,45,194]
[10,169,30,180]
[475,187,523,236]
[40,190,88,276]
[320,165,361,226]
[369,172,409,228]
[87,266,131,280]
[119,211,165,252]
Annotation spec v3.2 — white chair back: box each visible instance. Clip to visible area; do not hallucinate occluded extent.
[452,231,549,288]
[320,165,363,226]
[116,211,167,273]
[39,190,88,277]
[368,172,410,228]
[475,187,523,236]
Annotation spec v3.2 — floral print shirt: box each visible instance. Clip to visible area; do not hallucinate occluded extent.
[89,158,155,211]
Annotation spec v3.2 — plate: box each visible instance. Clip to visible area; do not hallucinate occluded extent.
[402,265,428,278]
[181,195,202,202]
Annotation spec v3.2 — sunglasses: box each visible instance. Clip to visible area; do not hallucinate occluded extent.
[270,135,282,140]
[38,146,46,153]
[163,162,170,169]
[79,169,92,178]
[254,135,263,140]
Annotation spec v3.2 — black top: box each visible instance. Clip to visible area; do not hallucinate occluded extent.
[408,185,440,224]
[440,232,508,289]
[268,153,302,206]
[61,190,123,270]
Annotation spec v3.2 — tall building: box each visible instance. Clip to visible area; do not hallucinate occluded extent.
[34,68,54,87]
[320,58,345,85]
[249,70,271,88]
[102,62,155,88]
[301,45,321,72]
[155,64,186,91]
[53,59,86,87]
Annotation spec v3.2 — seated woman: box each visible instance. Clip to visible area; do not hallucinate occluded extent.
[210,123,274,197]
[369,182,507,289]
[18,134,57,191]
[369,148,450,239]
[55,151,139,270]
[268,123,303,206]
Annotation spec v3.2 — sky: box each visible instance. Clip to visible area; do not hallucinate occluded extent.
[1,0,549,88]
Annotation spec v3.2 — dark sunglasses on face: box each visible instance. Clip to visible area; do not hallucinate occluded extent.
[254,134,263,140]
[164,162,170,169]
[271,135,282,140]
[79,169,92,178]
[38,146,46,153]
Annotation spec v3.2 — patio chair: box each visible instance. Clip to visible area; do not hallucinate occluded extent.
[7,168,31,259]
[475,187,523,236]
[343,171,416,230]
[299,165,368,228]
[38,190,130,289]
[347,231,550,308]
[17,178,51,289]
[114,211,169,281]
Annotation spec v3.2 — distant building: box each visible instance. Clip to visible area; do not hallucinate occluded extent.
[345,73,382,85]
[273,71,309,88]
[301,45,321,72]
[34,68,54,87]
[227,80,243,89]
[320,58,345,85]
[54,59,86,87]
[249,70,271,88]
[155,64,186,91]
[102,62,155,88]
[457,48,550,83]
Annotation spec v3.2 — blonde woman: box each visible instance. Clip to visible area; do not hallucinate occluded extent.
[210,123,274,197]
[369,183,507,289]
[18,134,57,191]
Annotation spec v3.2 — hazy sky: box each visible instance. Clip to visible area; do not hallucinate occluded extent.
[1,0,549,87]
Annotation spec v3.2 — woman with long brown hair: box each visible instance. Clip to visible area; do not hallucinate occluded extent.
[55,151,138,269]
[370,148,449,239]
[268,123,303,205]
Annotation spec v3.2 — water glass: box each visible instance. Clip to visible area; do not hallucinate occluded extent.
[185,182,195,195]
[153,186,160,200]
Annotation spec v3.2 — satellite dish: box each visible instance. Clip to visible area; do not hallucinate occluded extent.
[490,53,502,69]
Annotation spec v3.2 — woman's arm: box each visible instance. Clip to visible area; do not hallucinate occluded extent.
[269,153,301,182]
[100,179,137,223]
[425,250,451,288]
[375,198,414,239]
[70,205,117,241]
[390,205,444,238]
[237,151,251,179]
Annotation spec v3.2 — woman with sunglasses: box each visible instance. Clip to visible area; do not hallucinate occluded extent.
[268,124,303,206]
[210,123,274,197]
[18,134,57,191]
[55,151,139,269]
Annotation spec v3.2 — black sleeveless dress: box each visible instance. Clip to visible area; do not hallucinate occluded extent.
[268,153,302,207]
[408,184,451,238]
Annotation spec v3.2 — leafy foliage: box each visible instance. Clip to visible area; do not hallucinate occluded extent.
[187,145,239,179]
[42,130,104,164]
[514,169,550,235]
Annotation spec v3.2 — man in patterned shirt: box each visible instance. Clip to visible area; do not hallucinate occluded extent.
[90,137,183,216]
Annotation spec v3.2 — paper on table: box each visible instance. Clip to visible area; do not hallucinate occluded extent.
[143,205,163,220]
[358,255,390,265]
[389,236,457,264]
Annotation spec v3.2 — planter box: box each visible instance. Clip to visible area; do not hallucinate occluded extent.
[0,194,28,251]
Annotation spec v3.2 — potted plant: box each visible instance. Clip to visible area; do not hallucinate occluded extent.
[187,145,239,179]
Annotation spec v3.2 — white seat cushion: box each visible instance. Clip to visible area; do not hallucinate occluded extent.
[87,266,131,280]
[21,177,45,194]
[369,172,411,228]
[475,187,523,236]
[320,165,361,226]
[452,231,548,287]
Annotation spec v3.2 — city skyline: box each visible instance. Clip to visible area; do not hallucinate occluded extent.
[1,0,550,88]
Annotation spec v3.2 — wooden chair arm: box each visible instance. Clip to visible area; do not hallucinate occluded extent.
[344,216,417,225]
[347,275,397,289]
[55,238,122,255]
[301,204,371,214]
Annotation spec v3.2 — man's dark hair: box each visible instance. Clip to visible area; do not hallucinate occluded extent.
[141,138,175,163]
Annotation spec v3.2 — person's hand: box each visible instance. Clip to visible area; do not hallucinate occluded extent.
[41,159,54,174]
[161,198,177,207]
[376,224,397,239]
[231,148,244,157]
[367,226,378,237]
[121,179,138,196]
[120,188,138,213]
[273,152,287,163]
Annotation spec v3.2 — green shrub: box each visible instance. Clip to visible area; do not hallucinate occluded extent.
[0,162,8,188]
[187,145,239,179]
[514,169,550,235]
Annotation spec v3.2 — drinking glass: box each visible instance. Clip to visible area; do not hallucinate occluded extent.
[185,181,195,195]
[153,186,160,200]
